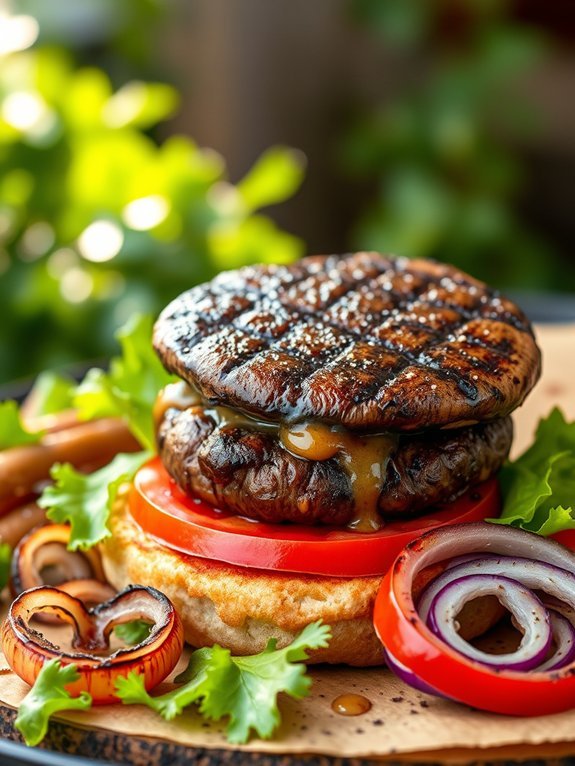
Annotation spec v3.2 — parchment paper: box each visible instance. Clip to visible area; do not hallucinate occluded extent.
[0,322,574,762]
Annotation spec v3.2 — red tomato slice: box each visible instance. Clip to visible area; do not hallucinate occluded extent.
[129,457,500,578]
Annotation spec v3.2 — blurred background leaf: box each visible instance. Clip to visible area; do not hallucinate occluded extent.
[341,0,565,289]
[0,2,305,383]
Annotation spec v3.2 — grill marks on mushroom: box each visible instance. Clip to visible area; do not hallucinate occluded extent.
[154,252,541,431]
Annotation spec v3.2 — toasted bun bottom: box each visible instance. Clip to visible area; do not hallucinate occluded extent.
[100,491,385,666]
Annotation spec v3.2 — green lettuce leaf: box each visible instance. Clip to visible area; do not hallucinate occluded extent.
[535,506,575,536]
[38,451,149,550]
[115,621,331,743]
[115,647,213,721]
[26,371,76,416]
[74,313,174,451]
[0,400,41,449]
[15,660,92,747]
[0,542,11,590]
[114,620,152,645]
[237,146,306,212]
[32,313,172,552]
[492,407,575,535]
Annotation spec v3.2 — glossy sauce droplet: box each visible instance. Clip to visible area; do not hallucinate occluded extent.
[331,693,372,716]
[279,421,341,461]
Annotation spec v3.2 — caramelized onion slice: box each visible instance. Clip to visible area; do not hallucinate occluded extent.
[57,579,116,607]
[1,585,184,703]
[11,524,108,604]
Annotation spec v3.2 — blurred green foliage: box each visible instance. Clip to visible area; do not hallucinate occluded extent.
[0,43,305,384]
[344,0,569,290]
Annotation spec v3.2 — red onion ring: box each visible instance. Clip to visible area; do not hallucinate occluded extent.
[537,610,575,672]
[382,648,446,697]
[425,573,551,671]
[418,557,575,620]
[374,522,575,716]
[419,556,575,674]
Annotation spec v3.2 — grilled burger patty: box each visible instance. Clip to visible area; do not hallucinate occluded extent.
[154,252,541,432]
[157,404,513,524]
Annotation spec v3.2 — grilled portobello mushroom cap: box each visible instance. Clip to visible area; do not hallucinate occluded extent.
[154,252,541,431]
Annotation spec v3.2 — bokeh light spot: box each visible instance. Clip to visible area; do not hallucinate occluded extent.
[60,267,94,303]
[78,220,124,262]
[123,195,170,230]
[0,14,38,55]
[20,222,55,261]
[2,92,46,131]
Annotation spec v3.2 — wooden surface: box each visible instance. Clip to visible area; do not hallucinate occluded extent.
[0,323,574,766]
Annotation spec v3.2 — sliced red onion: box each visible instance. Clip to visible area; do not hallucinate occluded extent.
[415,542,575,675]
[383,647,448,699]
[537,611,575,672]
[418,557,575,622]
[377,523,575,715]
[444,554,484,569]
[543,597,575,625]
[426,574,551,671]
[407,523,575,576]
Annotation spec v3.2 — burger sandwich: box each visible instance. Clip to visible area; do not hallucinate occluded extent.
[100,251,541,666]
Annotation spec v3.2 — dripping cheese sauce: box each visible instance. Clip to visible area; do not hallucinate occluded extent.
[154,381,398,532]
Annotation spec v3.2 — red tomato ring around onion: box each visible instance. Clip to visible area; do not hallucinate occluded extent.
[129,457,500,578]
[1,585,184,704]
[373,522,575,717]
